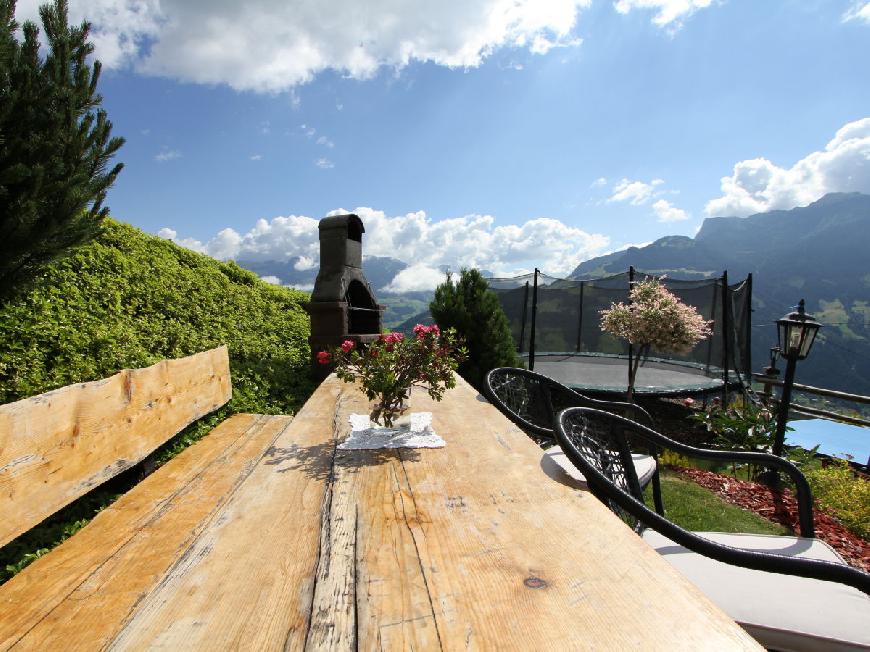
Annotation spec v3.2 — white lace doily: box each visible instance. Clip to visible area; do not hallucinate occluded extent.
[339,412,445,450]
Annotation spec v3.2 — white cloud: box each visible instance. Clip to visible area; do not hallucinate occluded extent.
[15,1,589,93]
[705,116,870,217]
[163,207,609,277]
[613,0,713,28]
[315,157,335,169]
[13,0,164,68]
[608,178,664,205]
[157,227,177,240]
[316,135,335,148]
[154,148,181,162]
[652,198,689,222]
[591,176,608,188]
[260,275,282,285]
[294,256,316,271]
[381,264,448,293]
[614,240,653,252]
[250,154,263,161]
[843,2,870,23]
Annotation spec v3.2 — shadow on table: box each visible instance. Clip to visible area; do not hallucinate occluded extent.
[263,441,421,481]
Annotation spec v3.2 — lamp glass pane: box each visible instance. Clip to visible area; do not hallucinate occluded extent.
[798,325,819,359]
[788,325,802,354]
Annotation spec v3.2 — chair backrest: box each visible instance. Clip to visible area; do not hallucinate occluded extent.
[555,406,870,594]
[484,367,653,440]
[552,406,646,530]
[0,346,232,548]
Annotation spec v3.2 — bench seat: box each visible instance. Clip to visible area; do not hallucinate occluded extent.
[0,412,292,650]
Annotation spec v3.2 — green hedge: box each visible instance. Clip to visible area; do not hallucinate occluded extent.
[0,219,315,581]
[0,218,314,412]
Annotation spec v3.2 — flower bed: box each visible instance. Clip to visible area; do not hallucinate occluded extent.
[670,466,870,572]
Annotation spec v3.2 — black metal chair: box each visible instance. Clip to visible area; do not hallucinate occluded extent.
[555,407,870,649]
[484,367,663,513]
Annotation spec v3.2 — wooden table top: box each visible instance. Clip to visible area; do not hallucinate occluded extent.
[8,374,761,650]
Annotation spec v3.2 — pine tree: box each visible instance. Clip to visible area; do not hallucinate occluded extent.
[430,268,520,389]
[0,0,124,302]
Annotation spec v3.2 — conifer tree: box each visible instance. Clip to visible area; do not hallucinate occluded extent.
[430,268,520,389]
[0,0,124,301]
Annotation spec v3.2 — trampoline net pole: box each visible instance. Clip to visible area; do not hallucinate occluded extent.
[576,281,585,352]
[721,271,730,404]
[529,268,538,371]
[518,281,529,354]
[628,266,635,400]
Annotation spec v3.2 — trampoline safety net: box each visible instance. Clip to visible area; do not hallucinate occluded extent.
[487,269,752,396]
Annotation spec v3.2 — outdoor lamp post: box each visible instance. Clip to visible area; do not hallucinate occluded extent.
[772,299,822,458]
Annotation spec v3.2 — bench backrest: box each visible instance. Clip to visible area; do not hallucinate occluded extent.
[0,346,232,548]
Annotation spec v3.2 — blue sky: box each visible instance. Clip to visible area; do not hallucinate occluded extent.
[14,0,870,286]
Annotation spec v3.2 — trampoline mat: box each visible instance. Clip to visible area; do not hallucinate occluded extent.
[523,354,726,397]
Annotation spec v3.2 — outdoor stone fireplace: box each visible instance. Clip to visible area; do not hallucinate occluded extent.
[306,213,384,377]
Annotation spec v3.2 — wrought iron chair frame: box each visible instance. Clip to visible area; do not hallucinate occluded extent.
[555,407,870,594]
[484,367,664,515]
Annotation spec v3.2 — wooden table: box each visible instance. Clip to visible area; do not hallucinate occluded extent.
[10,375,761,650]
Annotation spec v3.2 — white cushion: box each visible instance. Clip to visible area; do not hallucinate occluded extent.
[541,447,656,489]
[642,530,870,651]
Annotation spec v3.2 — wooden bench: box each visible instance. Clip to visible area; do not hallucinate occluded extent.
[0,347,294,649]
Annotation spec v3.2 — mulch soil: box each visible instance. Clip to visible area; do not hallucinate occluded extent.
[669,465,870,573]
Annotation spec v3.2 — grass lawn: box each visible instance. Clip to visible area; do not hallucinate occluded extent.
[644,470,788,535]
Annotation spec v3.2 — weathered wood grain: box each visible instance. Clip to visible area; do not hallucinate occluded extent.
[104,378,342,651]
[0,347,232,548]
[305,386,440,651]
[0,413,289,651]
[379,375,760,650]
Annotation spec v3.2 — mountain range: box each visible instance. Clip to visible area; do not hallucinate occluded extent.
[570,192,870,395]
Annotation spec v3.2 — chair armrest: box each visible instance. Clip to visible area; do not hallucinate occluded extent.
[554,409,870,595]
[604,412,815,537]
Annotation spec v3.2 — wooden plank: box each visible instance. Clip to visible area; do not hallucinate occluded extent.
[0,347,232,548]
[0,413,288,651]
[304,385,440,651]
[104,378,342,651]
[336,375,761,650]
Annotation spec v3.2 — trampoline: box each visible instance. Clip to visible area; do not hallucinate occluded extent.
[489,269,752,399]
[521,353,742,398]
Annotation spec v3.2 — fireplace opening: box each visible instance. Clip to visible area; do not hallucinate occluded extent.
[346,280,380,334]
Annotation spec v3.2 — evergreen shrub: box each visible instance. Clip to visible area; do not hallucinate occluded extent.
[430,268,520,389]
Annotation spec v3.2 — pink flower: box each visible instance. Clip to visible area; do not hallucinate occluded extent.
[414,323,441,340]
[382,332,404,349]
[316,351,331,365]
[683,398,695,408]
[341,340,355,353]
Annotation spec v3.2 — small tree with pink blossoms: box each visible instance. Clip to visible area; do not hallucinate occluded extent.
[600,278,712,403]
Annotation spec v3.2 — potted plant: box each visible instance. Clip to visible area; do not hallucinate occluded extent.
[318,324,466,427]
